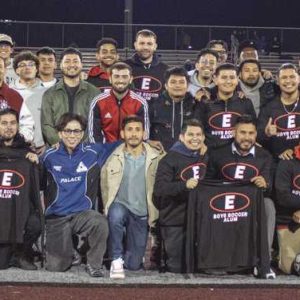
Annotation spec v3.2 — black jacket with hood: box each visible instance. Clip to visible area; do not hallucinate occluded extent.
[153,141,208,226]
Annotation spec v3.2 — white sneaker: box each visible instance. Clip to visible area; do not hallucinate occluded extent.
[110,258,125,279]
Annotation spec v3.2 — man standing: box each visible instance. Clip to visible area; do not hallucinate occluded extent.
[238,59,277,116]
[125,29,168,102]
[153,119,207,273]
[0,57,34,143]
[258,63,300,161]
[41,47,99,147]
[188,48,218,98]
[42,113,113,277]
[87,38,119,92]
[197,63,256,150]
[101,115,163,278]
[88,62,149,143]
[0,108,41,270]
[150,67,200,151]
[10,51,46,154]
[206,40,228,64]
[36,47,58,88]
[0,34,18,85]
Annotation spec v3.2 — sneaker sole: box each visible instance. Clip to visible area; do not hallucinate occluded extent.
[110,273,125,279]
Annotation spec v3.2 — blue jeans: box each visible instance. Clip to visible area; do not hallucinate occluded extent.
[108,202,148,270]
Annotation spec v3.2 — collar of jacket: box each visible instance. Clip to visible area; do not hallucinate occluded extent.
[55,79,88,92]
[59,141,84,156]
[0,82,9,95]
[169,141,201,158]
[131,52,160,67]
[213,91,240,104]
[112,142,162,160]
[12,78,43,90]
[88,65,109,78]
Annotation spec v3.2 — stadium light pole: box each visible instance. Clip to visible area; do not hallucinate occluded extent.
[124,0,133,50]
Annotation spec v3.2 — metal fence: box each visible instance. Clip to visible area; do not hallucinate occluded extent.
[1,19,300,52]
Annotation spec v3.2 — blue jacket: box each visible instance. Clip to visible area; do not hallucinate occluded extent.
[42,142,118,216]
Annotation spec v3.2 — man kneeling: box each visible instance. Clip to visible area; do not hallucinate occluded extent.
[42,113,110,277]
[101,115,163,278]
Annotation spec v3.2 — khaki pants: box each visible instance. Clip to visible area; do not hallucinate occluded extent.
[277,227,300,274]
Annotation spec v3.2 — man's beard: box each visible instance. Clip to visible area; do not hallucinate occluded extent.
[62,69,81,79]
[112,84,130,94]
[234,140,254,153]
[243,78,259,88]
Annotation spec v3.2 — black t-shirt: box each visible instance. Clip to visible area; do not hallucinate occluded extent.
[64,84,79,112]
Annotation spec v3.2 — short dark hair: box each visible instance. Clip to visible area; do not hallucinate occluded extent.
[164,66,189,83]
[109,62,132,75]
[96,38,118,51]
[238,40,257,55]
[196,48,219,62]
[13,51,39,71]
[0,108,19,121]
[238,59,262,73]
[55,113,87,132]
[235,114,257,129]
[36,46,56,58]
[181,118,204,134]
[121,115,144,130]
[215,63,237,77]
[277,63,298,76]
[60,47,82,61]
[135,29,157,41]
[207,40,228,52]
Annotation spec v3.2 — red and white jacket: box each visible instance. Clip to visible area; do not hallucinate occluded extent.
[88,89,149,143]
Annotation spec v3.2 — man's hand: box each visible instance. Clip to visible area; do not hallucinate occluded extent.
[237,90,246,99]
[261,69,273,80]
[51,142,60,149]
[35,145,46,156]
[195,88,210,102]
[279,149,294,160]
[25,152,39,164]
[265,117,277,137]
[80,71,88,80]
[250,176,267,189]
[293,210,300,223]
[147,140,164,152]
[199,144,207,156]
[186,178,199,190]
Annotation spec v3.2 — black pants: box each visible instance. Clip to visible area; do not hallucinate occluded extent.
[45,210,108,272]
[161,226,186,273]
[0,213,41,269]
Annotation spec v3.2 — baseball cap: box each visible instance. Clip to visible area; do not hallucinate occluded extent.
[0,34,14,46]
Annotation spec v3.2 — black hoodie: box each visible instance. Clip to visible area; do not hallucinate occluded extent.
[125,53,169,102]
[153,141,208,226]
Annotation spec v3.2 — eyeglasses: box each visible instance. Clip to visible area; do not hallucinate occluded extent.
[62,129,83,136]
[17,62,36,68]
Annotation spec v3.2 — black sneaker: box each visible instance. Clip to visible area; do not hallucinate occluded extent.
[71,250,82,266]
[86,264,104,277]
[16,256,37,271]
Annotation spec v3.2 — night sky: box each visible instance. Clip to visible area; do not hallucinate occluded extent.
[1,0,300,27]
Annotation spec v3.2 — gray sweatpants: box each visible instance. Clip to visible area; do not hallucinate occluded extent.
[45,210,108,272]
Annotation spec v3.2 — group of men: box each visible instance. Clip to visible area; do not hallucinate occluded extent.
[0,28,299,279]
